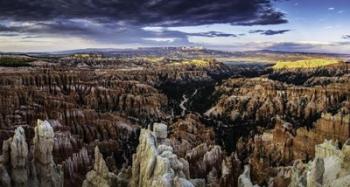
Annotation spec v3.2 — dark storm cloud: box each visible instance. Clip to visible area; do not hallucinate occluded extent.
[0,0,286,27]
[343,35,350,39]
[0,0,287,46]
[0,20,237,39]
[249,29,290,35]
[0,19,244,46]
[0,21,93,35]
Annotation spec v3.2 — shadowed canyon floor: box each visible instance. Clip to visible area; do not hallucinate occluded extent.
[0,50,349,187]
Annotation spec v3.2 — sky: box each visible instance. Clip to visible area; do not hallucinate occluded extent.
[0,0,349,53]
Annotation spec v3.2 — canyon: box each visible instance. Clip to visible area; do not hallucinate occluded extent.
[0,52,349,187]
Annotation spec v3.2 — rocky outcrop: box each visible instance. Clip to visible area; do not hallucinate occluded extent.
[131,123,196,187]
[169,114,215,157]
[235,110,350,185]
[0,126,29,187]
[249,139,350,187]
[185,144,223,180]
[82,146,118,187]
[284,111,349,160]
[167,114,243,186]
[0,120,63,187]
[307,157,324,187]
[238,165,258,187]
[33,120,64,187]
[286,139,350,187]
[62,147,91,187]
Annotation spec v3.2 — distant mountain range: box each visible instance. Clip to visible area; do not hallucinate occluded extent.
[1,47,349,62]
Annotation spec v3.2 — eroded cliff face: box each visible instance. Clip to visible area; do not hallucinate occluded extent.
[0,120,63,187]
[206,77,350,125]
[0,69,167,128]
[0,59,236,145]
[165,114,242,186]
[203,64,350,186]
[275,139,350,187]
[168,114,216,157]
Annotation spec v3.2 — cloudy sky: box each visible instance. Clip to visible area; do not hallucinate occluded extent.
[0,0,349,53]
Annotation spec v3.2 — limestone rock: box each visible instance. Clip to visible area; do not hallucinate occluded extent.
[288,160,307,187]
[0,164,11,187]
[330,175,350,187]
[238,165,258,187]
[82,146,118,187]
[153,123,168,139]
[33,119,64,187]
[274,139,350,187]
[0,121,63,187]
[0,126,29,187]
[169,114,215,158]
[11,127,29,187]
[62,147,91,185]
[307,158,324,187]
[220,153,241,187]
[131,127,197,187]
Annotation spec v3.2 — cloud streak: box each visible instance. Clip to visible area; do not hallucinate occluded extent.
[266,41,350,54]
[187,31,237,38]
[249,29,290,35]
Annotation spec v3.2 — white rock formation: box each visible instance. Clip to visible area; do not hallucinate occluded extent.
[82,146,118,187]
[288,160,307,187]
[306,158,324,187]
[81,123,208,187]
[0,120,63,187]
[153,123,168,140]
[314,139,342,159]
[131,126,198,187]
[0,127,29,187]
[238,165,259,187]
[11,127,29,187]
[288,139,350,187]
[33,119,63,187]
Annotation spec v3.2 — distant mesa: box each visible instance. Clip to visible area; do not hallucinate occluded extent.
[71,53,103,58]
